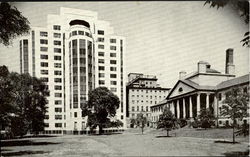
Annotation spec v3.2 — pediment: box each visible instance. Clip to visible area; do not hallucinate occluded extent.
[168,81,196,98]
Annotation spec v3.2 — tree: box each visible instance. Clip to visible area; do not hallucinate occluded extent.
[136,113,147,134]
[198,108,215,129]
[204,0,249,47]
[8,72,49,136]
[157,107,176,137]
[0,2,30,46]
[221,86,249,143]
[82,87,120,134]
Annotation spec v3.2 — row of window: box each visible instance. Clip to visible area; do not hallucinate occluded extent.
[131,95,164,99]
[131,100,158,104]
[69,30,91,38]
[98,45,117,50]
[41,70,62,75]
[40,47,61,53]
[40,32,61,38]
[40,39,61,46]
[131,89,167,93]
[131,106,150,112]
[40,55,62,60]
[97,38,116,43]
[98,52,117,57]
[99,80,117,85]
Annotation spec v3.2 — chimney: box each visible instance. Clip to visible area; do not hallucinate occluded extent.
[225,48,235,75]
[179,71,187,80]
[198,61,209,73]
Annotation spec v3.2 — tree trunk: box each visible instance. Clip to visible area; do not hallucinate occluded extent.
[141,127,143,135]
[233,124,235,144]
[167,130,169,137]
[99,125,103,135]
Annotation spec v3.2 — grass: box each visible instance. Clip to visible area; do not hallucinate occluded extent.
[1,128,249,156]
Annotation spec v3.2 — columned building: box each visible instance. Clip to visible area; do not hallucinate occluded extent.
[19,7,126,134]
[152,48,249,127]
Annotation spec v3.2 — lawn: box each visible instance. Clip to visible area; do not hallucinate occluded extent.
[1,128,249,156]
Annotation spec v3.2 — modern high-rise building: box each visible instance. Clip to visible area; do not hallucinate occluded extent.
[126,73,170,127]
[19,7,126,134]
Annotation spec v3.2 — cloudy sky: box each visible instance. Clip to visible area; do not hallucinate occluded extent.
[0,1,248,87]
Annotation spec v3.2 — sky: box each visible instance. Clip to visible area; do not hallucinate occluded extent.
[0,1,249,88]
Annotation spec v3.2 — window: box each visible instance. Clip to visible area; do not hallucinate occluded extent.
[99,66,105,71]
[55,93,62,97]
[54,63,61,68]
[72,31,77,36]
[41,70,48,75]
[54,71,62,75]
[137,106,139,111]
[40,32,48,37]
[99,73,105,78]
[54,40,61,46]
[40,39,48,45]
[99,80,105,85]
[55,123,62,128]
[110,88,117,92]
[55,85,62,90]
[74,112,77,118]
[98,38,104,42]
[40,55,48,59]
[55,115,62,120]
[110,60,116,64]
[110,67,117,71]
[78,31,84,35]
[85,32,90,37]
[98,59,104,64]
[54,56,61,60]
[41,62,48,67]
[55,100,62,105]
[110,46,116,50]
[40,47,48,52]
[53,25,61,30]
[45,115,49,119]
[55,108,62,112]
[146,106,148,111]
[98,30,104,35]
[111,81,117,85]
[54,33,61,38]
[110,53,116,57]
[54,48,61,53]
[110,74,117,78]
[45,123,49,127]
[41,77,48,82]
[98,44,104,49]
[132,106,135,111]
[110,39,116,43]
[98,52,104,56]
[54,78,62,83]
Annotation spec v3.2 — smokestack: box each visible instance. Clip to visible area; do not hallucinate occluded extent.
[179,71,187,80]
[225,48,235,75]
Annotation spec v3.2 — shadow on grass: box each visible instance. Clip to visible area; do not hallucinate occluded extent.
[155,135,173,138]
[2,140,61,147]
[214,140,240,144]
[223,149,249,157]
[22,135,57,138]
[2,150,50,156]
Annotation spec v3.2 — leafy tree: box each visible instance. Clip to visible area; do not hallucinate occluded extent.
[82,87,120,134]
[0,66,15,129]
[205,0,249,47]
[136,113,147,134]
[0,2,30,46]
[221,86,249,143]
[157,107,176,137]
[198,108,215,129]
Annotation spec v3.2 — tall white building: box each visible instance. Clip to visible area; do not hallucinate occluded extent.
[19,7,126,134]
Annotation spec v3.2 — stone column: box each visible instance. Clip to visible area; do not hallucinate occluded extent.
[177,100,180,118]
[214,95,218,117]
[183,98,186,119]
[189,96,193,118]
[206,93,210,109]
[171,101,175,114]
[197,93,200,116]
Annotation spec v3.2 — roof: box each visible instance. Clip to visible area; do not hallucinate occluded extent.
[206,68,221,73]
[181,79,217,90]
[217,74,249,90]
